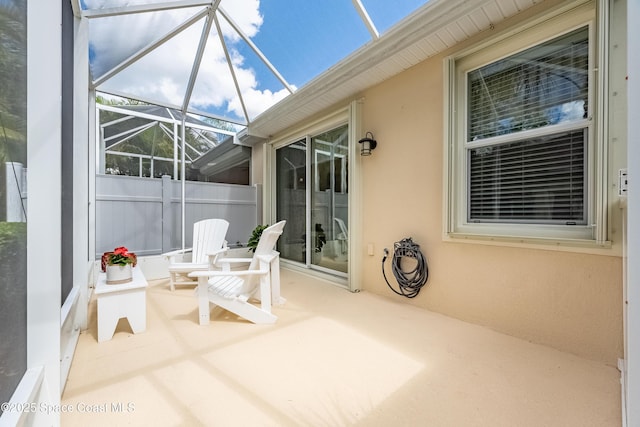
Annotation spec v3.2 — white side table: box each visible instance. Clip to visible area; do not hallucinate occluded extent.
[95,266,148,342]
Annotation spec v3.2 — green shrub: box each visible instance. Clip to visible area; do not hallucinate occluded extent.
[247,224,268,253]
[0,222,27,406]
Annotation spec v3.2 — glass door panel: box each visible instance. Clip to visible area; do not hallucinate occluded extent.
[311,124,348,273]
[276,139,307,263]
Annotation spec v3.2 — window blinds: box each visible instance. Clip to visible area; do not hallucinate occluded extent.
[468,130,586,223]
[465,27,589,224]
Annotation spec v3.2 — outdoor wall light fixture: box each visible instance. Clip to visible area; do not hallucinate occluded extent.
[358,132,377,156]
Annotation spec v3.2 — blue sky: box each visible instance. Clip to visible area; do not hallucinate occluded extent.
[237,0,429,91]
[87,0,428,123]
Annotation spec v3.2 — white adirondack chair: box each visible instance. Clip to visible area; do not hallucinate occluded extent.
[334,217,348,260]
[189,220,286,325]
[163,219,229,291]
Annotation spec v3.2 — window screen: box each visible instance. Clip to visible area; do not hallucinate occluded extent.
[465,27,589,224]
[0,0,27,409]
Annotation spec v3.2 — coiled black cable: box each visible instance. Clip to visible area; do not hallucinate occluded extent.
[382,237,429,298]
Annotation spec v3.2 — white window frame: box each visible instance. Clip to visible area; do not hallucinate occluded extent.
[444,1,608,247]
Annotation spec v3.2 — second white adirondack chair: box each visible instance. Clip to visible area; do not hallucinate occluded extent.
[334,217,348,260]
[189,220,286,325]
[163,218,229,291]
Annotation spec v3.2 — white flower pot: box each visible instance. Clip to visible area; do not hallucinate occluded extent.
[106,264,132,285]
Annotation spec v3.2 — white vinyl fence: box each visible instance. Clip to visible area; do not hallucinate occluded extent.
[2,162,27,222]
[95,175,260,258]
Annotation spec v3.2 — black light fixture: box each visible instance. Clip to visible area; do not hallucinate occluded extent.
[358,132,377,156]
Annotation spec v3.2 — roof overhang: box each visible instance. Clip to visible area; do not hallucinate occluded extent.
[235,128,268,147]
[191,136,251,176]
[247,0,542,138]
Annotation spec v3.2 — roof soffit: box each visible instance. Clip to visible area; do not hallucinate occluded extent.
[248,0,545,138]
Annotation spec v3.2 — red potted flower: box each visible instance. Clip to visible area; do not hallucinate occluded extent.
[103,246,137,284]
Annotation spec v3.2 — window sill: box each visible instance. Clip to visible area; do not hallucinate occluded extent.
[444,232,617,256]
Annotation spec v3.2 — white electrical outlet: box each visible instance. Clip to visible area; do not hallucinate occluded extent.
[619,169,628,196]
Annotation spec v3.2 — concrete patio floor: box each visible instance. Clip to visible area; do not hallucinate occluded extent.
[61,268,621,426]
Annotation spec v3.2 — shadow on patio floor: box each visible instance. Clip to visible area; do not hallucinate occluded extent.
[61,269,621,426]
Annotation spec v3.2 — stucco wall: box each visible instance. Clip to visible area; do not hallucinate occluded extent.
[357,48,623,365]
[251,141,264,187]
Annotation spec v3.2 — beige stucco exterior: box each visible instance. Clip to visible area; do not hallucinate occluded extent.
[359,3,623,366]
[259,0,625,366]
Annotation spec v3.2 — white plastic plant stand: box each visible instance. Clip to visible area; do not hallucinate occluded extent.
[95,266,148,342]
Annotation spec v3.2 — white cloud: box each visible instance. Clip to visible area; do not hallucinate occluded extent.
[228,86,292,120]
[88,0,288,122]
[217,0,262,39]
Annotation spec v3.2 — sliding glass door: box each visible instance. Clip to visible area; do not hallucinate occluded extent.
[276,124,349,276]
[276,139,307,264]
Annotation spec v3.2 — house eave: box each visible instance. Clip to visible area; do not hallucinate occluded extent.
[247,0,544,138]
